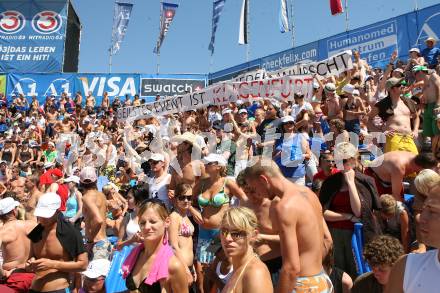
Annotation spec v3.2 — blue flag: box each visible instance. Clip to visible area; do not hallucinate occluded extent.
[279,0,290,33]
[110,2,133,55]
[153,2,178,54]
[208,0,226,55]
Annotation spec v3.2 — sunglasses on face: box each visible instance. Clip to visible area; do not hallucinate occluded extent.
[149,160,161,165]
[392,84,402,89]
[176,195,192,202]
[324,159,335,164]
[220,229,247,241]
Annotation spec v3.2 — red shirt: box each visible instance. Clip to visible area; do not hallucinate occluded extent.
[56,183,69,212]
[327,190,354,230]
[313,168,340,181]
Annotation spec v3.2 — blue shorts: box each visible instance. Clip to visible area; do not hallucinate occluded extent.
[196,227,219,264]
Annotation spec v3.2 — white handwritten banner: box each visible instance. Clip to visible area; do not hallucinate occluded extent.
[266,50,353,80]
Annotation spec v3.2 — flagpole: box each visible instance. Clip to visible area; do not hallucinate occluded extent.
[345,0,349,32]
[156,0,163,75]
[290,0,295,48]
[246,0,250,62]
[109,0,117,73]
[414,0,418,10]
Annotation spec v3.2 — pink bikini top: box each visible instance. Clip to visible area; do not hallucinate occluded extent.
[179,220,194,237]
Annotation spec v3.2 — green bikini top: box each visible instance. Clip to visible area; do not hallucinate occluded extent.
[198,179,230,208]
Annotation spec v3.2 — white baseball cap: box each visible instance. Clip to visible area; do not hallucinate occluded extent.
[238,109,248,114]
[342,84,355,94]
[43,162,54,169]
[281,116,295,124]
[0,197,20,215]
[34,192,61,218]
[352,89,360,96]
[82,259,111,279]
[203,153,227,166]
[64,175,80,184]
[80,166,97,184]
[149,153,165,162]
[222,108,232,115]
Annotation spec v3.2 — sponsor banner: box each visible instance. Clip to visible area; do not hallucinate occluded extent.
[118,74,313,122]
[0,75,5,96]
[267,50,353,80]
[260,42,319,72]
[324,20,397,68]
[140,74,206,99]
[233,69,266,82]
[75,74,140,105]
[0,0,68,72]
[6,73,75,102]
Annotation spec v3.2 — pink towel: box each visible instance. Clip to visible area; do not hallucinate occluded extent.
[121,242,174,285]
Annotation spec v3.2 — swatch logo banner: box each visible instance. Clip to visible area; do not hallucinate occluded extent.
[31,11,62,34]
[140,78,206,97]
[0,11,25,34]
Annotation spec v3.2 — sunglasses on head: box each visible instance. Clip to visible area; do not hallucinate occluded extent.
[176,195,192,201]
[220,229,247,241]
[139,197,168,211]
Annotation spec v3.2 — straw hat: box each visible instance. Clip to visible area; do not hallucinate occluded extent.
[171,132,201,153]
[425,37,436,44]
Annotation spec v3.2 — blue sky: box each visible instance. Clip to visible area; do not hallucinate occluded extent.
[72,0,438,74]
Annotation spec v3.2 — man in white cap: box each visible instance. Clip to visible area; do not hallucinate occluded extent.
[0,197,36,292]
[80,259,110,293]
[323,82,343,121]
[79,166,109,262]
[421,37,440,69]
[27,192,88,292]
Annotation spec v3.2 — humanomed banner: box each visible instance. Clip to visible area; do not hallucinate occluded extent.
[6,73,75,102]
[75,74,140,105]
[0,0,68,73]
[0,75,6,96]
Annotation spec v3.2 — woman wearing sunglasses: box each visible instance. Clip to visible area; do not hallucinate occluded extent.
[220,207,272,293]
[169,183,196,287]
[122,200,188,293]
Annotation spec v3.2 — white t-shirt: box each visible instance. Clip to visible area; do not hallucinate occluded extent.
[148,174,171,208]
[291,102,313,121]
[403,249,440,293]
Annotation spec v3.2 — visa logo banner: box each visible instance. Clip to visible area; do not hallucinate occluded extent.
[140,76,206,98]
[75,74,140,103]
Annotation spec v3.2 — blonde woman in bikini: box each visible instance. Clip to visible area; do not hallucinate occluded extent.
[220,207,272,293]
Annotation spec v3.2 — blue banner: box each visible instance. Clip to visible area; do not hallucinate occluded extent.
[208,0,226,55]
[75,73,140,105]
[6,73,75,103]
[261,42,319,72]
[153,2,178,54]
[0,0,68,73]
[110,2,133,55]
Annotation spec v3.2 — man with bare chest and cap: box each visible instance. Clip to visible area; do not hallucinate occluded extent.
[0,197,36,292]
[27,192,87,292]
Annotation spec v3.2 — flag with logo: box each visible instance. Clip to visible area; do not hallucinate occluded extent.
[110,2,134,55]
[330,0,343,15]
[279,0,289,33]
[238,0,248,44]
[208,0,226,55]
[154,2,179,54]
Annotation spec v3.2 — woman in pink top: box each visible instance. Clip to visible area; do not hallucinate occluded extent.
[122,200,188,293]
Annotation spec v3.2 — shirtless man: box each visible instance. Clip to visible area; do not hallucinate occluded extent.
[27,192,87,292]
[46,107,58,139]
[168,132,205,199]
[56,116,75,134]
[368,77,420,154]
[237,174,282,286]
[242,158,331,293]
[10,166,26,201]
[80,166,109,261]
[0,197,36,292]
[24,175,43,221]
[413,65,440,155]
[85,92,95,112]
[323,83,343,121]
[365,151,437,201]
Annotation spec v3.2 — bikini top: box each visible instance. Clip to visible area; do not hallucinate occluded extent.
[125,274,161,293]
[198,179,230,208]
[179,219,194,237]
[344,101,357,110]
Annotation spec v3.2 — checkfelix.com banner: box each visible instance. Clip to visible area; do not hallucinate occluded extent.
[0,0,68,73]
